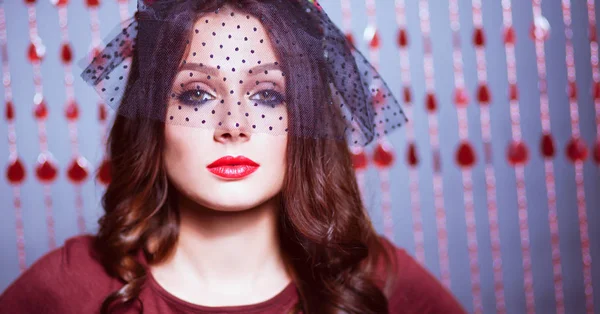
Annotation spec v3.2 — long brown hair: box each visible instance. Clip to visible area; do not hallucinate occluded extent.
[95,1,398,313]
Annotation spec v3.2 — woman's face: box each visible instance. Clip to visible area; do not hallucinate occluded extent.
[163,8,288,212]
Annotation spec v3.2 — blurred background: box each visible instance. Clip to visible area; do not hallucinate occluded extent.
[1,0,599,313]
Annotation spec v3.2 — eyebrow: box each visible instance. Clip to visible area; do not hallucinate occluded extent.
[178,62,281,77]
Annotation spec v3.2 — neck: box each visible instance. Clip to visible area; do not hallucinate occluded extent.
[150,192,291,293]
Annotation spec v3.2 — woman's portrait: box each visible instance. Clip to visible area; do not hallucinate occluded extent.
[0,0,464,313]
[2,0,598,313]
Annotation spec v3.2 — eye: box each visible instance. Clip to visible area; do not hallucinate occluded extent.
[249,89,284,107]
[176,88,215,106]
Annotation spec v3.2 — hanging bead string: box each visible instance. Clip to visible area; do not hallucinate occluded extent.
[447,0,482,312]
[24,0,58,250]
[500,1,535,313]
[470,0,506,312]
[340,0,354,46]
[84,0,111,186]
[587,0,600,165]
[341,0,368,206]
[363,0,379,68]
[118,0,130,27]
[417,0,451,289]
[393,0,424,264]
[110,0,132,183]
[1,2,27,273]
[531,1,566,313]
[53,0,89,234]
[559,1,594,313]
[363,0,396,242]
[92,0,131,187]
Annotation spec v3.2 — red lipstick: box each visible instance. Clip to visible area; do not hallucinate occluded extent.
[206,155,260,179]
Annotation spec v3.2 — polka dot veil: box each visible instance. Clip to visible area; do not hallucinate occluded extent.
[78,0,407,147]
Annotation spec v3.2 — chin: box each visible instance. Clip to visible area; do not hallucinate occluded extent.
[200,196,263,212]
[168,167,284,213]
[189,185,278,213]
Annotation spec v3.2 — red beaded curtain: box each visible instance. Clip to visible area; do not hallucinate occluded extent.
[1,1,600,313]
[0,0,128,282]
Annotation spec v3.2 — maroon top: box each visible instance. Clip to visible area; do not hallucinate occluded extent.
[0,235,466,313]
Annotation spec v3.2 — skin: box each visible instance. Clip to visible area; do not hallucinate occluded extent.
[151,6,292,307]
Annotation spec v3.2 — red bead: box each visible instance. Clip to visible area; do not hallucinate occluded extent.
[593,141,600,165]
[345,33,355,48]
[425,93,437,112]
[313,0,323,12]
[540,133,555,158]
[590,25,597,43]
[397,29,408,47]
[373,142,395,168]
[566,137,588,162]
[36,154,58,183]
[594,82,600,101]
[503,26,516,45]
[530,16,550,41]
[406,142,419,166]
[477,84,491,105]
[91,47,102,61]
[6,158,26,185]
[473,27,485,47]
[97,158,112,185]
[369,30,381,49]
[567,81,577,100]
[456,141,476,168]
[509,84,519,101]
[65,101,79,120]
[67,157,89,183]
[372,88,385,106]
[403,86,412,104]
[50,0,69,6]
[453,87,469,107]
[60,43,72,64]
[34,100,48,120]
[507,141,529,165]
[351,149,368,170]
[5,101,14,121]
[27,41,45,62]
[86,0,100,7]
[24,0,36,4]
[99,103,108,121]
[90,47,108,68]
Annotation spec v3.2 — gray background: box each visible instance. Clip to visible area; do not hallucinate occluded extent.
[1,0,599,313]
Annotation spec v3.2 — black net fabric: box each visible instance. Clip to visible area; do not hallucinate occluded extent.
[78,0,407,147]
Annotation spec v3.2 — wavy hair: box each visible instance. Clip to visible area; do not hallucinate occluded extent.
[94,0,398,313]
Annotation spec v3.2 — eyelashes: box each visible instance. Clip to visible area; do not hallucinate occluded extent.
[175,88,215,106]
[174,87,285,107]
[249,89,285,107]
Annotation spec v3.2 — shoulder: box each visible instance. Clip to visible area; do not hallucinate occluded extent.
[0,234,116,314]
[376,236,467,314]
[22,234,107,282]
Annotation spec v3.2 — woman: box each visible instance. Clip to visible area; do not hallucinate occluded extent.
[0,0,466,313]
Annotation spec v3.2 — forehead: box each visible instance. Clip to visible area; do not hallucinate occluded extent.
[183,8,279,68]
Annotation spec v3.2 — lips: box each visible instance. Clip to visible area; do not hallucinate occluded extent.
[206,155,260,179]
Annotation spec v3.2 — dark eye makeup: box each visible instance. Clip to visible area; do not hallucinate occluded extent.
[174,88,215,106]
[173,85,285,107]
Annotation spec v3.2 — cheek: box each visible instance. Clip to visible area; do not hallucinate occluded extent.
[164,127,187,164]
[270,135,288,177]
[163,126,208,177]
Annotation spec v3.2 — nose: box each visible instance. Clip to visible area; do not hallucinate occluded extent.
[213,105,252,143]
